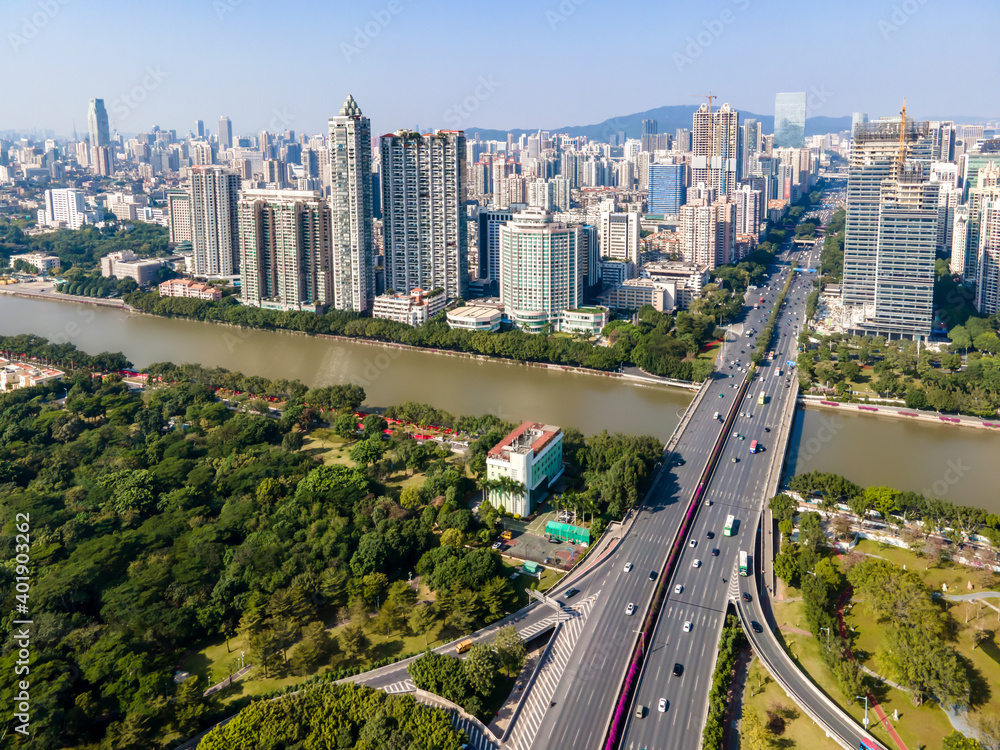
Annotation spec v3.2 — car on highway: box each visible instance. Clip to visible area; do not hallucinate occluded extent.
[712,548,719,556]
[706,531,715,538]
[683,621,692,632]
[648,570,657,580]
[626,602,636,616]
[751,621,763,633]
[718,393,725,398]
[732,456,738,463]
[688,539,697,548]
[635,704,645,718]
[658,698,668,712]
[672,663,684,676]
[692,559,701,568]
[742,592,752,603]
[624,562,633,573]
[764,427,770,432]
[674,583,683,594]
[564,588,580,599]
[704,499,712,506]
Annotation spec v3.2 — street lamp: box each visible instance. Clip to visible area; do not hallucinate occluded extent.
[855,695,869,728]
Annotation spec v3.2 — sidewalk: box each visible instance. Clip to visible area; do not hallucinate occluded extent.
[722,647,754,750]
[835,586,908,750]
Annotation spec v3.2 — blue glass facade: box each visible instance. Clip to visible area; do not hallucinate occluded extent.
[648,163,685,215]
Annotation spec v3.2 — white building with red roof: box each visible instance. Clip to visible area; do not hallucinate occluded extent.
[486,421,564,518]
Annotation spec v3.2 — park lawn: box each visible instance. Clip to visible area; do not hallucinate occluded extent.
[851,539,990,593]
[742,656,840,750]
[696,337,724,365]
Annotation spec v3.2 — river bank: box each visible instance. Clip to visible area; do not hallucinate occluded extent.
[0,283,131,309]
[798,394,1000,432]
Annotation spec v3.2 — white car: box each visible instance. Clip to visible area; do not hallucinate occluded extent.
[658,698,668,712]
[674,583,683,594]
[624,562,633,573]
[688,539,697,548]
[626,602,635,616]
[683,621,692,633]
[692,559,702,568]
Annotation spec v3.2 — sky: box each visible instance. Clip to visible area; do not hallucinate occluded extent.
[2,0,998,139]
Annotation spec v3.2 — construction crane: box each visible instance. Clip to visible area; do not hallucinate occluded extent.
[898,97,908,166]
[690,92,717,115]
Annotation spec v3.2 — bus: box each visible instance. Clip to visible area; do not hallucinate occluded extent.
[750,440,759,454]
[739,550,749,577]
[859,739,881,750]
[758,391,766,405]
[723,514,736,537]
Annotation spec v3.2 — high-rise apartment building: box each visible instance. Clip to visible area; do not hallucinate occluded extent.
[219,116,233,151]
[680,187,734,270]
[328,95,375,312]
[166,190,192,245]
[477,208,513,286]
[499,208,584,332]
[39,188,88,229]
[675,128,691,153]
[692,103,740,197]
[648,163,686,215]
[927,121,956,163]
[190,166,241,276]
[734,184,763,237]
[774,92,807,149]
[237,189,331,312]
[380,130,468,301]
[976,197,1000,315]
[842,118,931,308]
[963,162,1000,289]
[739,119,762,178]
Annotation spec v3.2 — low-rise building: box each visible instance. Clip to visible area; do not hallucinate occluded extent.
[486,421,564,518]
[559,306,609,335]
[371,288,447,327]
[9,253,59,274]
[599,278,677,312]
[100,250,165,286]
[447,305,502,332]
[0,359,64,392]
[599,258,636,288]
[158,278,221,301]
[643,261,710,309]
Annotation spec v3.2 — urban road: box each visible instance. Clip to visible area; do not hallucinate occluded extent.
[338,236,885,750]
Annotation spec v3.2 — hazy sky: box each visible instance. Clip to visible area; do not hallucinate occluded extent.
[3,0,998,139]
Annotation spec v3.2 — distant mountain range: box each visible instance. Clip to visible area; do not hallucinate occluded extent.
[467,104,993,143]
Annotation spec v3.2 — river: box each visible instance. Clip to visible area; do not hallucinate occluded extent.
[3,292,999,513]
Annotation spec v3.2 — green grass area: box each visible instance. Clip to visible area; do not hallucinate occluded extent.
[769,544,1000,749]
[742,656,841,749]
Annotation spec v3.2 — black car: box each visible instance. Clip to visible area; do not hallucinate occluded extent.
[648,570,657,581]
[742,592,752,603]
[672,663,684,676]
[764,427,770,433]
[564,588,580,599]
[751,621,763,633]
[706,531,715,539]
[711,548,719,556]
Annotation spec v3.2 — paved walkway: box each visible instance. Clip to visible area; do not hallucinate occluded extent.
[722,647,754,750]
[835,586,908,750]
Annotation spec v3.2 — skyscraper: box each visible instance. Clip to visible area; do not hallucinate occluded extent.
[196,119,205,139]
[190,167,241,276]
[739,119,762,178]
[641,119,658,152]
[927,121,956,162]
[598,211,640,264]
[964,162,1000,289]
[692,103,740,196]
[871,163,939,338]
[976,194,1000,315]
[237,189,331,312]
[648,163,686,215]
[88,99,110,149]
[328,95,375,312]
[219,116,233,151]
[499,208,584,333]
[774,92,806,149]
[842,117,931,308]
[380,130,468,301]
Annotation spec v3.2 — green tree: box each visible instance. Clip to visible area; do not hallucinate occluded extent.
[333,412,358,440]
[493,625,526,677]
[341,624,370,661]
[350,435,387,466]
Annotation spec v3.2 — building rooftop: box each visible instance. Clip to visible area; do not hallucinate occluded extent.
[488,421,560,459]
[448,305,501,320]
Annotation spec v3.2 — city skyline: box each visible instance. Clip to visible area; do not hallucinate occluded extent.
[3,0,998,138]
